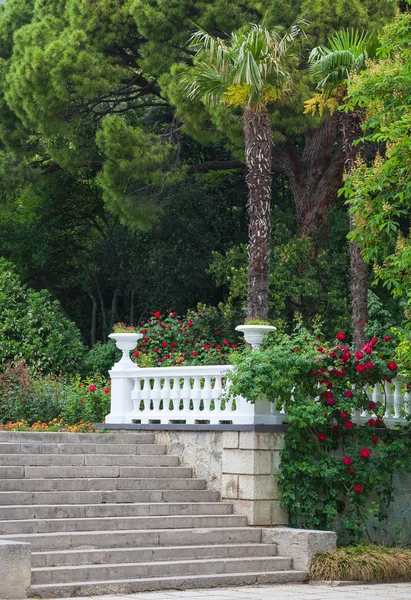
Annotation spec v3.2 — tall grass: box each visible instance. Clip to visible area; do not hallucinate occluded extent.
[310,545,411,582]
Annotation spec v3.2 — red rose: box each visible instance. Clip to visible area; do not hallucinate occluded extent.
[344,420,353,429]
[204,344,211,350]
[157,357,164,363]
[104,387,110,394]
[143,337,149,343]
[387,361,398,372]
[134,351,140,357]
[215,330,221,335]
[368,402,376,410]
[165,354,171,359]
[154,311,161,319]
[326,397,336,406]
[187,321,194,327]
[336,332,345,341]
[356,364,366,373]
[365,361,374,371]
[342,456,353,465]
[384,336,392,342]
[355,351,364,360]
[216,345,221,350]
[340,411,350,419]
[140,329,148,334]
[356,522,361,527]
[343,390,353,399]
[368,418,376,426]
[153,347,159,353]
[371,337,378,344]
[172,311,178,318]
[317,433,326,442]
[192,351,199,356]
[89,384,96,392]
[360,448,371,458]
[171,342,177,348]
[317,346,325,352]
[341,352,351,362]
[223,340,229,346]
[354,484,363,493]
[231,344,238,349]
[161,341,167,347]
[323,391,333,398]
[375,418,382,427]
[372,435,378,444]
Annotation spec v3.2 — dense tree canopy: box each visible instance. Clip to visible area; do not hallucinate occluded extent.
[0,0,404,345]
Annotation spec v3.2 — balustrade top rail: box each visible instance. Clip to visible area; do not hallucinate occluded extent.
[105,363,411,426]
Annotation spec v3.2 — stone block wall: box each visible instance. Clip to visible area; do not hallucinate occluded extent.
[153,428,288,526]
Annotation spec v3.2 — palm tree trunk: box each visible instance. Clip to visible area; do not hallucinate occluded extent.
[340,108,368,348]
[243,106,272,322]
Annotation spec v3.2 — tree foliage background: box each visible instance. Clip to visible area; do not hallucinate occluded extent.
[0,0,405,348]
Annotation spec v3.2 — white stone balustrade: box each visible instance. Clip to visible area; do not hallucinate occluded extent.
[106,360,410,426]
[106,364,284,425]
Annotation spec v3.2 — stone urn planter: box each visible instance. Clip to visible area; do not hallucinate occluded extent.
[235,324,276,350]
[108,333,143,369]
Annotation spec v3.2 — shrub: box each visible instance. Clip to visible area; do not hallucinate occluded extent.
[133,305,239,367]
[310,545,411,582]
[228,321,411,543]
[0,259,86,374]
[0,363,110,425]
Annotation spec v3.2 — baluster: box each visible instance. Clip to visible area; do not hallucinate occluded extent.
[394,380,403,421]
[151,377,162,421]
[169,377,180,421]
[384,380,394,422]
[372,383,383,414]
[180,377,191,420]
[405,387,411,417]
[140,378,151,424]
[202,376,213,422]
[211,376,223,424]
[131,378,142,414]
[162,377,171,421]
[187,376,202,424]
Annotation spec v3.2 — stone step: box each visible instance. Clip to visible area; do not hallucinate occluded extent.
[32,556,293,584]
[0,466,192,479]
[0,514,246,535]
[1,526,262,551]
[32,543,278,568]
[0,454,178,466]
[0,489,219,505]
[0,502,232,521]
[0,442,166,455]
[0,477,206,491]
[27,570,308,597]
[0,432,154,445]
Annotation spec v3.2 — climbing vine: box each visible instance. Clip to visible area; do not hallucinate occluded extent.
[228,322,411,543]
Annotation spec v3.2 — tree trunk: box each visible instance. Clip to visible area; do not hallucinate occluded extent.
[271,114,345,244]
[243,107,273,322]
[340,108,369,348]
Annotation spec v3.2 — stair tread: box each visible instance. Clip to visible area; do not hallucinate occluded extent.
[0,513,242,524]
[29,570,307,588]
[31,542,277,556]
[32,556,292,572]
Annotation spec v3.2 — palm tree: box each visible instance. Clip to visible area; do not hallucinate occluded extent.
[308,30,378,348]
[184,23,303,322]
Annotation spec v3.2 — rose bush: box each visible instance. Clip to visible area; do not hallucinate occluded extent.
[228,321,411,543]
[132,305,239,367]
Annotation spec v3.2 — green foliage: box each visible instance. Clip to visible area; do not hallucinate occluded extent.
[228,322,411,542]
[209,213,351,336]
[0,362,110,425]
[134,305,239,367]
[343,14,411,311]
[0,259,86,374]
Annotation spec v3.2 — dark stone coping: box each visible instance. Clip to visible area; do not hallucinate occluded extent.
[95,423,288,432]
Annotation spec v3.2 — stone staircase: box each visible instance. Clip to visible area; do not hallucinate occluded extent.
[0,430,306,597]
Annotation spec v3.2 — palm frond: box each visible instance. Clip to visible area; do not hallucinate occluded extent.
[183,63,226,105]
[309,28,379,92]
